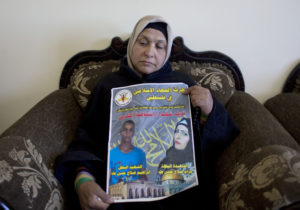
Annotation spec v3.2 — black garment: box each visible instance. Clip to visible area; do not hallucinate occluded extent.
[55,58,239,210]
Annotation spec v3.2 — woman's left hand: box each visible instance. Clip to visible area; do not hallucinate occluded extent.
[183,85,213,115]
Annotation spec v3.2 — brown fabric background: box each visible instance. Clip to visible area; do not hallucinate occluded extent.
[218,145,300,210]
[1,88,82,170]
[218,91,300,186]
[265,93,300,144]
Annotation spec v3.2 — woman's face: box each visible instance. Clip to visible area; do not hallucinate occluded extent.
[131,28,167,74]
[174,124,190,150]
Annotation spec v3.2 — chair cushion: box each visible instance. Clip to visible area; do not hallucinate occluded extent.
[0,136,64,210]
[69,60,236,109]
[264,93,300,144]
[219,144,300,210]
[69,60,120,108]
[172,61,236,106]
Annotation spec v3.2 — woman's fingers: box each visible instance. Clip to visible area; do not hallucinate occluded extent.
[95,185,114,205]
[183,85,213,115]
[77,181,113,210]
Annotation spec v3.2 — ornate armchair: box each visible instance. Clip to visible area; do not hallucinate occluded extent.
[1,37,299,210]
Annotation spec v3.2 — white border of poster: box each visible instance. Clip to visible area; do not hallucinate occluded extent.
[106,83,198,202]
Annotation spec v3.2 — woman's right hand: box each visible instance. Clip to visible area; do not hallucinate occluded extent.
[77,180,114,210]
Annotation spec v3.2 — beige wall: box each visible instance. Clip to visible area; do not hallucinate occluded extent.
[1,0,300,133]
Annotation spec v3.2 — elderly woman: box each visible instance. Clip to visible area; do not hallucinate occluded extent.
[55,15,239,210]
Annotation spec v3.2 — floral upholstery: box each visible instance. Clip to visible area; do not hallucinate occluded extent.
[69,60,236,109]
[0,136,63,210]
[69,60,120,108]
[172,61,236,105]
[219,145,300,210]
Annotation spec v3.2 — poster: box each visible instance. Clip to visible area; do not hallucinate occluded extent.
[106,83,198,202]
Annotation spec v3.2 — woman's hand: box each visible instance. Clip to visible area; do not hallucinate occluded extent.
[77,180,114,210]
[183,85,213,115]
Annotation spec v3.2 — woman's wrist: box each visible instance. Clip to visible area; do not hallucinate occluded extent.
[74,167,95,193]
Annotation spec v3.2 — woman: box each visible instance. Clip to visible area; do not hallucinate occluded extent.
[156,118,196,189]
[55,15,239,210]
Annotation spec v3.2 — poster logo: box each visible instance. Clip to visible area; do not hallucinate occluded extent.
[114,89,132,106]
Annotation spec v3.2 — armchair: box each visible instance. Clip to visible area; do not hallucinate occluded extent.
[264,62,300,143]
[1,37,299,210]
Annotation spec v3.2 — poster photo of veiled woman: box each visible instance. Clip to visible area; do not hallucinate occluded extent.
[156,117,198,196]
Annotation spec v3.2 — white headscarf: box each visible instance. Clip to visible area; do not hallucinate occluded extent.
[127,15,173,71]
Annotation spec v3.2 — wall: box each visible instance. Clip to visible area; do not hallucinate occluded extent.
[1,0,300,133]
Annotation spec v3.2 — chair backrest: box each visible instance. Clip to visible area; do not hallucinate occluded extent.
[60,36,245,108]
[283,62,300,93]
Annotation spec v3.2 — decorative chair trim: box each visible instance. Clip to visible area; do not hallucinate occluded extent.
[60,37,245,91]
